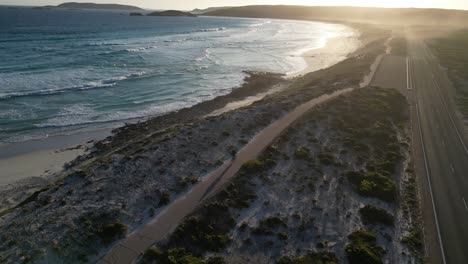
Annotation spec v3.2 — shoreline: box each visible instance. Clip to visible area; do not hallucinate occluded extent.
[0,21,392,263]
[0,24,360,187]
[0,71,286,187]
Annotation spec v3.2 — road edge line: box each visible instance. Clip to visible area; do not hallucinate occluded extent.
[415,101,448,264]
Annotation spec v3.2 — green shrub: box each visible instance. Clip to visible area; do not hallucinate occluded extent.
[294,147,311,160]
[252,216,287,236]
[402,228,423,252]
[345,230,385,264]
[241,159,265,173]
[143,246,162,261]
[278,232,289,240]
[171,217,230,252]
[97,221,127,244]
[347,172,396,202]
[159,191,171,206]
[318,153,335,166]
[143,247,206,264]
[345,171,365,185]
[358,173,396,202]
[359,205,394,226]
[277,252,337,264]
[259,216,287,228]
[206,256,226,264]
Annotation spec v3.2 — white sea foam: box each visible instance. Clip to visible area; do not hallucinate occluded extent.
[0,72,147,99]
[2,17,361,143]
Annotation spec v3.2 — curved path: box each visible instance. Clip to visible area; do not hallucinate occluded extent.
[98,40,387,264]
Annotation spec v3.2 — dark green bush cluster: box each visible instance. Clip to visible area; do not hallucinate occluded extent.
[294,146,311,160]
[79,211,127,246]
[252,216,287,236]
[345,230,385,264]
[96,221,127,244]
[218,182,257,209]
[277,251,337,264]
[346,171,396,202]
[144,167,258,261]
[401,228,423,252]
[318,152,335,166]
[241,159,265,173]
[366,150,402,175]
[159,191,171,206]
[359,205,394,226]
[241,145,279,174]
[142,247,226,264]
[170,215,231,253]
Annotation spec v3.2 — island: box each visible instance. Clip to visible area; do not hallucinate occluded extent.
[147,10,197,17]
[45,2,144,11]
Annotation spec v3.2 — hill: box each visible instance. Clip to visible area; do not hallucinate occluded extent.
[204,5,468,26]
[148,10,196,17]
[52,2,143,11]
[191,7,230,15]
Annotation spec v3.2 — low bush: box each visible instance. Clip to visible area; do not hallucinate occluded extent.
[142,247,205,264]
[206,256,226,264]
[277,251,337,264]
[252,216,287,236]
[345,230,385,264]
[171,216,230,253]
[278,232,289,240]
[359,205,394,226]
[159,191,171,206]
[402,228,423,252]
[346,171,396,202]
[294,146,311,160]
[241,159,265,173]
[318,153,335,166]
[97,221,127,244]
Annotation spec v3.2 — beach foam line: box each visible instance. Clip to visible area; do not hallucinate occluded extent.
[0,72,146,100]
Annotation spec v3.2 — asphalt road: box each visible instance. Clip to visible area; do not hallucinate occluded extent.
[373,37,468,264]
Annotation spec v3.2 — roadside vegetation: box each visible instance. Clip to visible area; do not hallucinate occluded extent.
[139,87,420,263]
[345,230,385,264]
[428,29,468,119]
[359,205,394,226]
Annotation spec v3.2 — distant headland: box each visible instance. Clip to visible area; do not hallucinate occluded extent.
[147,10,197,17]
[44,2,144,11]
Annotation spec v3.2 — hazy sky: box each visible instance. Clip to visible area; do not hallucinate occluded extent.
[1,0,467,10]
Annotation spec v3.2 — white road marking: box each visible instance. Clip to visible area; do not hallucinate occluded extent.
[415,101,447,264]
[463,197,468,211]
[406,57,410,90]
[431,76,468,155]
[450,164,455,173]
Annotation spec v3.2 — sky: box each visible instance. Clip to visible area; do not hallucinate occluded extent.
[1,0,467,11]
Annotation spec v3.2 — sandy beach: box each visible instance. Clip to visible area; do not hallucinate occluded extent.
[291,33,361,77]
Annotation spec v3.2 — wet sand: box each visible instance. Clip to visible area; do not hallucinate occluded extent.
[292,35,361,77]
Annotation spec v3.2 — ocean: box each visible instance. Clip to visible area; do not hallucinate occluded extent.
[0,7,356,144]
